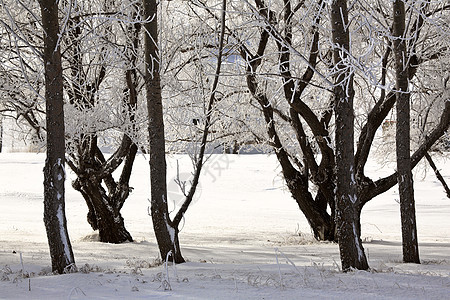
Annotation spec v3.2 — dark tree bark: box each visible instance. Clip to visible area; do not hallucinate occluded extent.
[359,100,450,207]
[425,152,450,199]
[144,0,184,263]
[356,2,449,207]
[393,0,420,264]
[71,154,134,244]
[68,134,136,244]
[331,0,369,271]
[39,0,76,274]
[277,0,336,241]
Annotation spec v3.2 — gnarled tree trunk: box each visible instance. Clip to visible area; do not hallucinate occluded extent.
[241,0,336,242]
[72,170,133,243]
[64,6,141,243]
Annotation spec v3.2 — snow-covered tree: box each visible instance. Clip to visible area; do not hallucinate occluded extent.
[392,0,420,264]
[61,0,144,243]
[205,0,449,270]
[1,0,449,272]
[0,0,46,150]
[145,0,228,264]
[1,0,148,243]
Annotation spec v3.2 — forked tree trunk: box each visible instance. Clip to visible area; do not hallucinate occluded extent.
[288,176,335,241]
[39,0,76,274]
[72,177,133,243]
[331,0,369,271]
[144,0,184,263]
[393,0,420,264]
[261,0,337,242]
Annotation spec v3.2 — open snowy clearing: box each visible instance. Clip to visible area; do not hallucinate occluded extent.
[0,153,449,299]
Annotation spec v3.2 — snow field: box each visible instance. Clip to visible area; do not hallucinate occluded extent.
[0,153,449,299]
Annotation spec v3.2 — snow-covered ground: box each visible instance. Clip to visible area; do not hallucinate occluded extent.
[0,153,449,299]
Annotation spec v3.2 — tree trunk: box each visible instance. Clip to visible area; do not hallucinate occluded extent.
[72,177,133,243]
[67,140,136,243]
[39,0,76,274]
[331,0,369,271]
[277,0,337,241]
[393,0,420,264]
[67,137,137,244]
[144,0,184,263]
[287,174,335,241]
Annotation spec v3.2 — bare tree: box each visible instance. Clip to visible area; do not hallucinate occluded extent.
[222,0,448,266]
[39,0,76,273]
[63,1,142,243]
[172,0,228,231]
[1,0,144,243]
[0,1,46,150]
[144,0,227,263]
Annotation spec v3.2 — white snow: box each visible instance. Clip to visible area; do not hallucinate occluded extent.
[350,166,356,184]
[1,153,449,299]
[166,218,176,247]
[352,222,364,261]
[56,204,72,266]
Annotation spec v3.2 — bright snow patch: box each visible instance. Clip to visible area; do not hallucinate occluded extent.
[57,204,72,264]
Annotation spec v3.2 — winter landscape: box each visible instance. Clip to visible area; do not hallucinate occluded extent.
[1,0,450,299]
[1,152,449,299]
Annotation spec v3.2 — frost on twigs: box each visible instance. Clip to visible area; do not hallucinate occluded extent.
[126,258,163,269]
[63,263,77,274]
[268,230,321,246]
[79,263,103,274]
[161,278,172,291]
[1,265,36,283]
